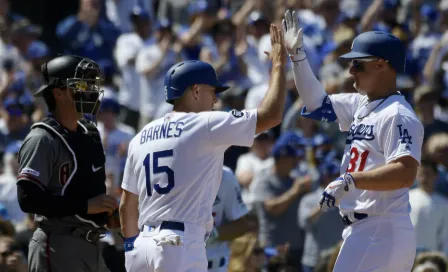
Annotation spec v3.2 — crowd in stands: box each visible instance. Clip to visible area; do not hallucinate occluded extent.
[1,0,448,271]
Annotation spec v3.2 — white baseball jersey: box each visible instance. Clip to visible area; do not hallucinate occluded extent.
[121,109,257,232]
[206,166,248,259]
[329,93,424,216]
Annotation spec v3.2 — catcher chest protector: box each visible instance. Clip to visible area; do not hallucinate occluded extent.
[32,116,108,226]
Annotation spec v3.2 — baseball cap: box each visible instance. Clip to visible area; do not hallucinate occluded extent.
[3,97,24,116]
[319,161,340,177]
[130,6,151,21]
[271,132,304,158]
[99,97,120,114]
[339,31,406,73]
[26,40,50,60]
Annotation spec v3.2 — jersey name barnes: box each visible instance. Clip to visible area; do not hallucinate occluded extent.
[140,121,185,144]
[346,123,375,144]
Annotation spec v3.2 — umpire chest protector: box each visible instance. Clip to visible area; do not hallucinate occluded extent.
[32,116,108,226]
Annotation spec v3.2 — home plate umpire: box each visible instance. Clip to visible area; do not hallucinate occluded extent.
[16,55,120,272]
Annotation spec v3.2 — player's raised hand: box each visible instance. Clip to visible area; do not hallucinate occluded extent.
[265,24,287,65]
[282,10,304,56]
[319,173,355,210]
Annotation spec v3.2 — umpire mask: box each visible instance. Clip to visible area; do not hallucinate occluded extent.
[66,59,104,116]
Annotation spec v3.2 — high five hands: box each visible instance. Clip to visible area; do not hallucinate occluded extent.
[265,24,287,65]
[282,10,306,60]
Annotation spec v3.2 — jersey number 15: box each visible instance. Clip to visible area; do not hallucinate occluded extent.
[143,149,175,196]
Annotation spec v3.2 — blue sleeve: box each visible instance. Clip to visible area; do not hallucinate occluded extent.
[301,95,337,122]
[97,20,121,43]
[56,16,86,40]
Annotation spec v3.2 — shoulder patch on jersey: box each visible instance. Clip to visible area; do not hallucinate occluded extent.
[231,109,244,118]
[20,168,40,177]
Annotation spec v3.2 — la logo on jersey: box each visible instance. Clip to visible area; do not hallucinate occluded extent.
[397,124,412,150]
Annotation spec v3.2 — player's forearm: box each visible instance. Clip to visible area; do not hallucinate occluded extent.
[141,53,168,78]
[217,215,256,241]
[304,206,322,228]
[256,63,286,134]
[17,182,88,217]
[264,186,300,216]
[291,57,327,111]
[351,160,417,191]
[236,171,253,188]
[119,192,140,238]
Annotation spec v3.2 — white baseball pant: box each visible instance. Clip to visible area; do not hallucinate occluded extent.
[124,221,208,272]
[333,214,416,272]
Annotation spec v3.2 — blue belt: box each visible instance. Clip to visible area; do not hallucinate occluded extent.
[208,257,226,269]
[342,212,368,226]
[140,221,185,232]
[125,221,185,253]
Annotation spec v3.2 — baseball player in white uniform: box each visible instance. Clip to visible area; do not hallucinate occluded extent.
[205,166,255,272]
[283,11,424,272]
[119,24,287,272]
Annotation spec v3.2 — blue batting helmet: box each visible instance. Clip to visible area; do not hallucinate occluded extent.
[164,60,229,104]
[339,31,406,73]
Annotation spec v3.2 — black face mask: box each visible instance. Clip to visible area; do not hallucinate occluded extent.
[72,90,101,115]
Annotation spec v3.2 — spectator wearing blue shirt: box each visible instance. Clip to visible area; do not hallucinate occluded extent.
[56,0,121,64]
[253,132,312,271]
[0,98,30,156]
[299,161,344,272]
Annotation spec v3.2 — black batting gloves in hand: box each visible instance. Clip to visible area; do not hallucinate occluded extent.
[282,10,306,60]
[319,173,356,210]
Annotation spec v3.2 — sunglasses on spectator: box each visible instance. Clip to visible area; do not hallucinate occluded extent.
[351,58,388,72]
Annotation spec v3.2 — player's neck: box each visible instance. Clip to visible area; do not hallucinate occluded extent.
[366,79,397,101]
[52,107,79,132]
[172,104,199,113]
[420,185,434,195]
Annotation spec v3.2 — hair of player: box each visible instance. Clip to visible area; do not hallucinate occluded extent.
[42,88,56,112]
[172,86,193,108]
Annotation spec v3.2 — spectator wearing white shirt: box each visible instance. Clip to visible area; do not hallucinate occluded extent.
[235,130,274,211]
[114,6,151,131]
[0,141,26,225]
[105,0,154,33]
[96,96,134,199]
[410,159,448,256]
[135,19,177,125]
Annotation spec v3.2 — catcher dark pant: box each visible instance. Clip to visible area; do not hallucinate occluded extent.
[28,227,110,272]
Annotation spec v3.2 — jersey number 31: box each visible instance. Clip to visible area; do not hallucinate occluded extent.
[143,149,175,196]
[347,147,369,173]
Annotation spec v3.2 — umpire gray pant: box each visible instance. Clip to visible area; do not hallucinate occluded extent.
[28,227,110,272]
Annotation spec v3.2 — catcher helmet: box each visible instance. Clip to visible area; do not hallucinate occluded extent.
[164,60,229,104]
[339,31,406,73]
[35,55,104,115]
